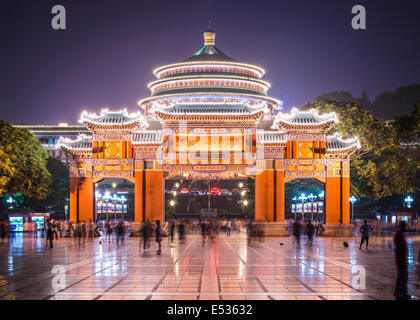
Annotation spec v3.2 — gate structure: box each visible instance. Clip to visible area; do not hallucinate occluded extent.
[59,30,360,235]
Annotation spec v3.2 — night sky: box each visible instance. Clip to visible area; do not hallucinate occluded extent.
[1,0,419,124]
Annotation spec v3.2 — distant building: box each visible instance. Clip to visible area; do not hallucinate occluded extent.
[13,123,89,165]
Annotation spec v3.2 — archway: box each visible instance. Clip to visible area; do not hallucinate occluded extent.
[164,175,252,219]
[285,178,324,222]
[95,178,134,222]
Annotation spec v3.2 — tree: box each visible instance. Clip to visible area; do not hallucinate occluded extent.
[301,100,416,203]
[372,84,420,120]
[0,121,51,199]
[27,157,69,211]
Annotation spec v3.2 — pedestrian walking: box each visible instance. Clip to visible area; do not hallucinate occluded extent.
[394,221,409,300]
[305,220,315,246]
[359,220,373,250]
[293,219,302,248]
[45,218,54,248]
[155,220,163,255]
[170,221,175,245]
[226,219,232,236]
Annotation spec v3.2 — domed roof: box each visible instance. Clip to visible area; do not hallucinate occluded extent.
[183,30,236,62]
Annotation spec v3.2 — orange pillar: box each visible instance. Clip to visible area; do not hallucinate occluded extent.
[325,177,341,224]
[69,176,78,222]
[145,170,164,222]
[78,177,94,222]
[255,171,266,221]
[341,176,350,224]
[255,170,275,221]
[134,170,144,222]
[275,169,285,222]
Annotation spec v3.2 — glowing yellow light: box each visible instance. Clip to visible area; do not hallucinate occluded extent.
[170,200,175,206]
[239,182,244,188]
[243,200,248,206]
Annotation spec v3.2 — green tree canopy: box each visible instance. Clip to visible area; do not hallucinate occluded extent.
[27,157,69,211]
[0,121,51,199]
[301,100,416,201]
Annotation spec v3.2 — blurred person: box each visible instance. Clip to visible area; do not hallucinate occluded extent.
[155,220,163,255]
[293,219,302,249]
[116,221,125,247]
[170,221,175,245]
[178,220,186,242]
[359,220,373,250]
[32,221,37,238]
[394,221,409,300]
[52,220,58,240]
[57,220,63,238]
[0,221,7,241]
[45,218,54,248]
[305,220,315,246]
[88,220,95,239]
[247,220,255,246]
[81,221,87,238]
[105,221,113,242]
[226,219,232,237]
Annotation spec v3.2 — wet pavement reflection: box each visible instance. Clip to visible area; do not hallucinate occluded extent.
[0,232,419,300]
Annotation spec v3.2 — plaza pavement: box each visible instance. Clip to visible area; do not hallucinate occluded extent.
[0,232,419,300]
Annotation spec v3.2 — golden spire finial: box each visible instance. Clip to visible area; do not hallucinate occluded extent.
[204,29,215,46]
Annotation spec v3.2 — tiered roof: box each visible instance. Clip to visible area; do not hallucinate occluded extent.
[57,134,92,156]
[272,107,338,132]
[138,30,281,115]
[325,133,361,156]
[80,108,148,133]
[257,131,287,145]
[132,131,163,146]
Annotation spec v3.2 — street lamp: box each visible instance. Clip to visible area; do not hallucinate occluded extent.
[307,193,317,220]
[298,193,307,220]
[350,195,357,223]
[120,195,127,221]
[112,182,117,189]
[241,190,246,196]
[175,182,180,188]
[95,191,102,222]
[112,194,118,221]
[239,182,244,189]
[103,191,111,221]
[404,196,414,208]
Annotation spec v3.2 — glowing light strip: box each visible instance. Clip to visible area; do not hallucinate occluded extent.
[326,133,361,152]
[79,108,148,128]
[138,92,281,108]
[150,79,268,95]
[148,75,271,89]
[153,61,265,78]
[57,134,92,152]
[272,107,338,128]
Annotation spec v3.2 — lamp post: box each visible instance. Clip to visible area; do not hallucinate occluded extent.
[120,195,127,221]
[404,196,414,208]
[292,196,297,220]
[307,193,317,220]
[112,194,118,221]
[104,191,111,221]
[298,193,307,220]
[350,195,357,223]
[95,191,102,222]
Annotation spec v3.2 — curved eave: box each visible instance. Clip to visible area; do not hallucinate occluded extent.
[272,121,337,132]
[82,121,148,133]
[138,92,281,109]
[153,61,265,78]
[325,146,359,157]
[58,144,93,156]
